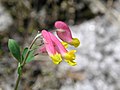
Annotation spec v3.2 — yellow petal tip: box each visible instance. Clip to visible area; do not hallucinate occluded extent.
[65,59,77,66]
[63,50,77,66]
[70,38,80,47]
[50,53,62,64]
[61,41,68,48]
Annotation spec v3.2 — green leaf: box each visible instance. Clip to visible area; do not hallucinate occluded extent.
[8,39,21,62]
[26,50,34,63]
[22,47,28,60]
[22,47,34,63]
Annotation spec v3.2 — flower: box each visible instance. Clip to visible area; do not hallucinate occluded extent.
[41,30,77,66]
[38,46,47,53]
[41,30,62,64]
[49,32,77,66]
[54,21,80,47]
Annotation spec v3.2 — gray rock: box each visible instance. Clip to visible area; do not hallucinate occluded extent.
[0,4,13,31]
[59,16,120,90]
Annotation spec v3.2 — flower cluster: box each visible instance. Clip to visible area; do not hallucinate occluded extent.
[39,21,80,66]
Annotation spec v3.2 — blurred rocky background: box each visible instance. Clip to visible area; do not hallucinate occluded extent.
[0,0,120,90]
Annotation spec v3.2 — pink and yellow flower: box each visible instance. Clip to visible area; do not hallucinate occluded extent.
[54,21,80,47]
[41,30,62,64]
[41,30,77,66]
[49,32,77,66]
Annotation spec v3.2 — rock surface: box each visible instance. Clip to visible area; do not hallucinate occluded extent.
[59,16,120,90]
[0,4,12,31]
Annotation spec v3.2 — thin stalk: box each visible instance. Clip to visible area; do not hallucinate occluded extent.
[21,36,38,67]
[14,33,41,90]
[14,72,21,90]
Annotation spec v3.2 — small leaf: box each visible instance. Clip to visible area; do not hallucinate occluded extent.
[22,47,28,60]
[22,47,34,63]
[8,39,21,62]
[26,50,34,63]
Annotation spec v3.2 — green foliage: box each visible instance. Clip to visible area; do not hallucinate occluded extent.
[21,47,28,62]
[22,47,34,63]
[8,39,21,62]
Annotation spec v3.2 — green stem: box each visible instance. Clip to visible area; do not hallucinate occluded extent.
[14,72,21,90]
[14,33,41,90]
[21,36,38,67]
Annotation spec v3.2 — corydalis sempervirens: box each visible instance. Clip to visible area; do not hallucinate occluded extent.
[38,21,80,66]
